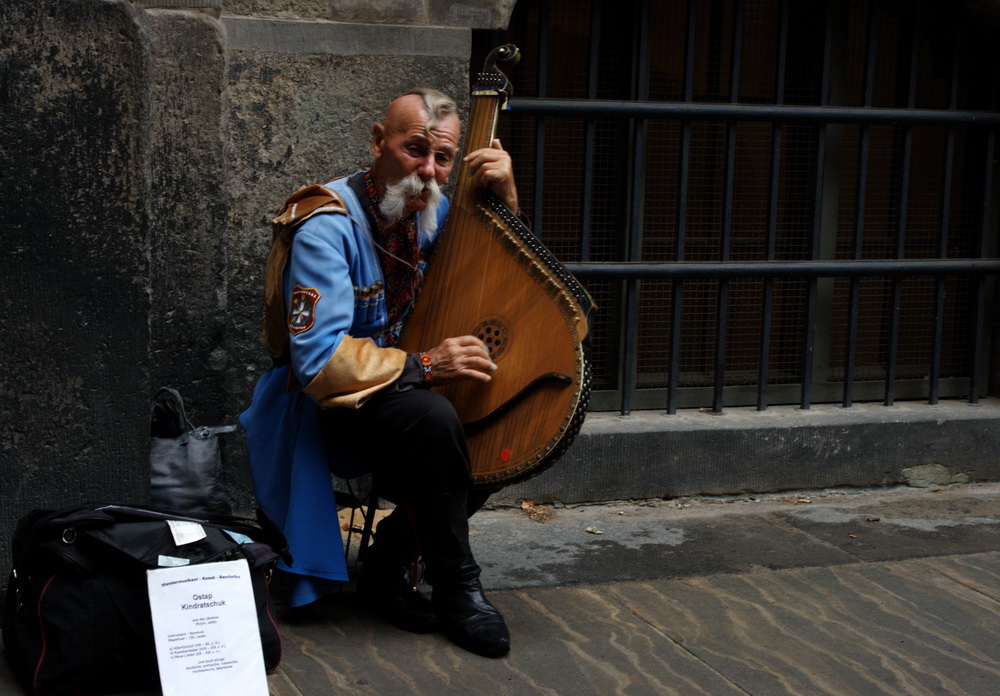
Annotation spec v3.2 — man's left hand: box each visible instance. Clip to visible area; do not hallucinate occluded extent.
[464,139,519,213]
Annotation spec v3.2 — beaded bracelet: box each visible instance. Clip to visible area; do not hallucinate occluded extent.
[418,352,434,384]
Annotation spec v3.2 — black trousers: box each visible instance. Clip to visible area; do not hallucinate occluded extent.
[319,388,480,507]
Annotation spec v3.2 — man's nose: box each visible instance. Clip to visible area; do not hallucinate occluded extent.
[417,152,436,178]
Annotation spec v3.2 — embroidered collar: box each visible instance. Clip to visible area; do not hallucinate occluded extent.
[350,170,422,346]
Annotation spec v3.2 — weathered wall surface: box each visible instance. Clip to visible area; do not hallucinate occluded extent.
[0,0,496,576]
[148,9,229,425]
[223,0,517,27]
[0,1,153,568]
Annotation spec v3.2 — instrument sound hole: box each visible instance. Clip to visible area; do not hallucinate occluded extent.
[473,316,511,361]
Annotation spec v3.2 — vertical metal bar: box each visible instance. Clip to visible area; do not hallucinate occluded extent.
[802,0,837,411]
[971,123,995,405]
[533,0,549,233]
[712,0,744,414]
[970,68,998,405]
[668,0,698,416]
[843,0,877,409]
[812,1,848,404]
[758,0,789,412]
[620,0,650,416]
[930,23,960,405]
[884,1,920,407]
[580,0,601,263]
[621,279,639,416]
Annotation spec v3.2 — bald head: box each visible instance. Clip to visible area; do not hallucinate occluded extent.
[401,88,458,131]
[378,90,458,143]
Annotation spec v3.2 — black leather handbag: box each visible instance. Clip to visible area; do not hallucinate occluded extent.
[2,503,288,696]
[150,387,235,516]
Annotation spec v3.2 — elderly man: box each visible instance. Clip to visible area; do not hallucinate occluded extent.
[240,88,522,658]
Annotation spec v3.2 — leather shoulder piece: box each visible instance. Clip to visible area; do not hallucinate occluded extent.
[271,184,349,240]
[262,184,349,359]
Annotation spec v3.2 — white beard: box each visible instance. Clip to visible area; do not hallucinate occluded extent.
[380,174,443,237]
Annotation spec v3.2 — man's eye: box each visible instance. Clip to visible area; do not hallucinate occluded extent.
[436,152,454,165]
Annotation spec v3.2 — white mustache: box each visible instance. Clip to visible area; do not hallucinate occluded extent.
[380,175,442,226]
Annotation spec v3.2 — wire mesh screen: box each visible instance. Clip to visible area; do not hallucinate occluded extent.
[473,0,998,411]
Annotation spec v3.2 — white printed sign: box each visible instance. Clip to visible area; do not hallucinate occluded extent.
[147,559,268,696]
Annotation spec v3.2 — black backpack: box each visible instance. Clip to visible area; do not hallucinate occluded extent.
[2,503,289,696]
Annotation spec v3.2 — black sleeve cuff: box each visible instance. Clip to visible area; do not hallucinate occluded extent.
[387,353,433,393]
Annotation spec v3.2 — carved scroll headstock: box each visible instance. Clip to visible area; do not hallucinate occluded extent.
[473,44,521,107]
[464,44,521,155]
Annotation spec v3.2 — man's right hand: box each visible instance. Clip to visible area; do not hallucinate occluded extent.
[424,336,498,384]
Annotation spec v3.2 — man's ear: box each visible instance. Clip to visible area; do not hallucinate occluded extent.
[370,122,385,159]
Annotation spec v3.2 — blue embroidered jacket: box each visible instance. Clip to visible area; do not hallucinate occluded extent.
[240,173,447,606]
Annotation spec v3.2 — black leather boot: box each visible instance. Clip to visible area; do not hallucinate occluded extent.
[356,507,438,633]
[416,491,510,658]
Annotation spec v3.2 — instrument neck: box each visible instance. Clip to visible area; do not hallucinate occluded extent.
[453,90,503,201]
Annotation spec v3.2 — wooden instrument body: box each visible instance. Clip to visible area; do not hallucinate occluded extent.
[398,47,593,487]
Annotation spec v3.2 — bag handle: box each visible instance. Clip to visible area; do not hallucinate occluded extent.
[14,504,292,569]
[96,504,292,564]
[150,387,194,438]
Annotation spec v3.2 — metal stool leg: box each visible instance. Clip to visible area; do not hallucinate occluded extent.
[335,479,379,567]
[356,488,379,565]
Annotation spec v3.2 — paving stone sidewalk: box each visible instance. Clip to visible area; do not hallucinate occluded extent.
[3,483,999,695]
[264,483,1000,696]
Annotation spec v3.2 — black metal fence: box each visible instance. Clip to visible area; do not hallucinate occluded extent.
[476,0,1000,415]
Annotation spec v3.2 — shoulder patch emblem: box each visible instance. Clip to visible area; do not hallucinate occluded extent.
[288,285,322,335]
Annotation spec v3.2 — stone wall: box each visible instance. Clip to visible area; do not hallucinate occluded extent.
[0,0,507,576]
[0,1,153,569]
[222,0,516,27]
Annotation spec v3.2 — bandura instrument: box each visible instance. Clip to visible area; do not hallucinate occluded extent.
[399,45,594,488]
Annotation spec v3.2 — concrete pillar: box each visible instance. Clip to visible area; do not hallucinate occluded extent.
[0,0,153,527]
[146,9,229,426]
